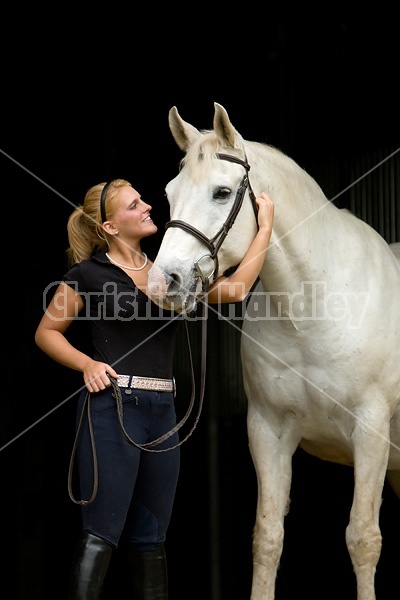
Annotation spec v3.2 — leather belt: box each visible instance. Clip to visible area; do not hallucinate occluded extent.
[117,374,175,394]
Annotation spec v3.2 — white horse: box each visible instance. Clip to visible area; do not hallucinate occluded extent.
[148,103,400,600]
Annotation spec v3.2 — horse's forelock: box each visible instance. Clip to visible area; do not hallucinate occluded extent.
[182,132,230,182]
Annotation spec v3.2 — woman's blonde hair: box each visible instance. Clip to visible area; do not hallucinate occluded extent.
[66,179,132,266]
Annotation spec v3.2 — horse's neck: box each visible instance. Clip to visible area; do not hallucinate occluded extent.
[247,143,338,291]
[259,199,399,299]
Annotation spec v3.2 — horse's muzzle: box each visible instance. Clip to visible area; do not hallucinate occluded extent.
[148,265,201,314]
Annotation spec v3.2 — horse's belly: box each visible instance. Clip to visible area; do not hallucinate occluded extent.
[299,439,355,465]
[300,407,400,467]
[241,311,400,463]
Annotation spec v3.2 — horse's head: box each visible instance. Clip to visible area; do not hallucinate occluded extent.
[148,103,259,314]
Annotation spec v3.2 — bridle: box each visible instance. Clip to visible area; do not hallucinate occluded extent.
[165,153,259,291]
[67,154,260,506]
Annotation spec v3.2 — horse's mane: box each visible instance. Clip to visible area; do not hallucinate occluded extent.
[180,128,324,201]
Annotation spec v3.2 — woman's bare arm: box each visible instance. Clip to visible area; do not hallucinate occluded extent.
[207,192,274,304]
[35,282,117,392]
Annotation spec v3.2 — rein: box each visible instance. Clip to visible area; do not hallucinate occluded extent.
[68,304,208,506]
[165,153,258,290]
[68,153,257,506]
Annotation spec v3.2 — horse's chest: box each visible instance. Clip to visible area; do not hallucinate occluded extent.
[241,317,361,435]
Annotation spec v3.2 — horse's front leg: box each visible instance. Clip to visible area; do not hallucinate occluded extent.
[247,405,300,600]
[346,406,391,600]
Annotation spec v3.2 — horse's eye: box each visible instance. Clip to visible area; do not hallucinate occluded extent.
[214,187,232,201]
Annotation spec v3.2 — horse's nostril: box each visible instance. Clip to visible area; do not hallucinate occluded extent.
[167,274,182,294]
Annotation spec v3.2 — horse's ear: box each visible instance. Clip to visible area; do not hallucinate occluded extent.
[213,102,239,149]
[168,106,201,152]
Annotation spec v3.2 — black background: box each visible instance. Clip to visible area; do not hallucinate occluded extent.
[1,7,399,599]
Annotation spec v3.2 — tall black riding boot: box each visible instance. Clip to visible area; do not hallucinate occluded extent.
[127,545,168,599]
[68,532,113,600]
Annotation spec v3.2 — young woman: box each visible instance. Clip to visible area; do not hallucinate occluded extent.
[35,179,274,599]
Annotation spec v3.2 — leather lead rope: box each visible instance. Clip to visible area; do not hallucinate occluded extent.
[68,153,256,505]
[68,297,208,506]
[67,390,98,506]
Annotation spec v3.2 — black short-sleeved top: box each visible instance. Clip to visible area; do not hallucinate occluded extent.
[63,251,181,378]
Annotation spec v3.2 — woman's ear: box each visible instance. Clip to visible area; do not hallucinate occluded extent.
[102,222,119,236]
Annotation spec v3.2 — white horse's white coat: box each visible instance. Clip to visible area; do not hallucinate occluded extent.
[148,103,400,600]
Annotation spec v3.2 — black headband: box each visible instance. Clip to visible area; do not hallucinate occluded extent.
[100,182,111,223]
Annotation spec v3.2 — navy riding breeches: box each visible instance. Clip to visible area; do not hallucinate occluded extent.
[75,386,180,551]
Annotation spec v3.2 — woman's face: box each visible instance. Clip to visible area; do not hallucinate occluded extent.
[111,186,158,239]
